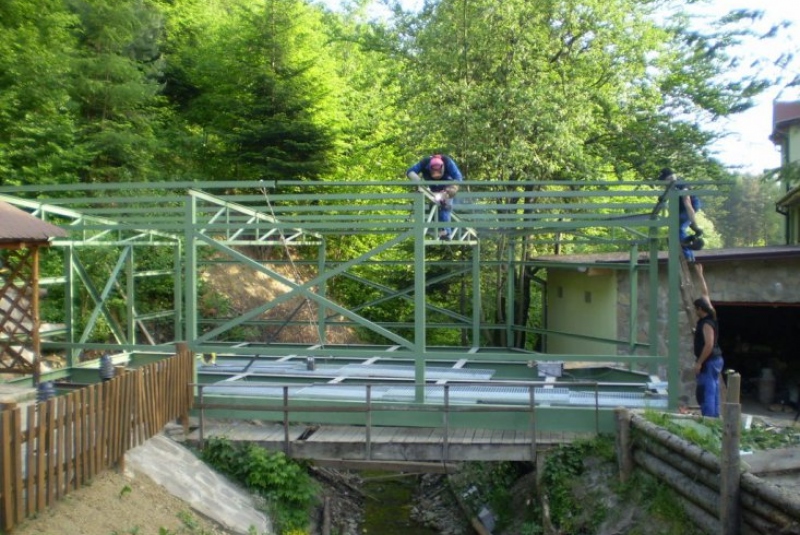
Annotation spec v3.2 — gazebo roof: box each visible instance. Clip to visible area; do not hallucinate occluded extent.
[0,201,67,245]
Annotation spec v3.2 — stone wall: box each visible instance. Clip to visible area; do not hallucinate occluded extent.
[617,257,800,405]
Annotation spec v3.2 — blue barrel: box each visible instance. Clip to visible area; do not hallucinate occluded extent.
[37,381,56,403]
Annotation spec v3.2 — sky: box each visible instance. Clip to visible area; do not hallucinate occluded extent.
[691,2,800,175]
[319,0,800,175]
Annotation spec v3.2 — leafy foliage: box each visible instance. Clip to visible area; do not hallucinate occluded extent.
[540,435,706,534]
[617,471,699,535]
[200,437,318,534]
[2,0,790,186]
[457,461,526,530]
[1,0,795,350]
[709,175,785,247]
[539,436,614,533]
[160,0,343,183]
[643,410,800,455]
[0,0,81,187]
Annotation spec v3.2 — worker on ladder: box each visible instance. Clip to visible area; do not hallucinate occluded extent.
[692,263,724,417]
[657,168,704,262]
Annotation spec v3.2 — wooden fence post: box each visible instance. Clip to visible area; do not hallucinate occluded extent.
[0,403,19,532]
[725,373,741,404]
[615,407,633,483]
[176,341,192,436]
[719,373,742,535]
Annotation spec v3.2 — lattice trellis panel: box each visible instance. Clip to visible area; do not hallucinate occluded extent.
[0,247,39,375]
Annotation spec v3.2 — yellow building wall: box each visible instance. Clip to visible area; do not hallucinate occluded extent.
[789,123,800,165]
[788,124,800,244]
[545,268,617,355]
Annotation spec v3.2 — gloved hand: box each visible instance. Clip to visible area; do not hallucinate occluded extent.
[690,223,703,237]
[681,234,704,250]
[433,192,445,203]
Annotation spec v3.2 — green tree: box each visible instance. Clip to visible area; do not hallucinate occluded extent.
[712,174,784,247]
[162,0,345,182]
[320,2,409,181]
[379,0,785,348]
[66,0,167,183]
[0,0,82,187]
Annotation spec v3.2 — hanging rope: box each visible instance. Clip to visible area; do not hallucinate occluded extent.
[258,182,324,348]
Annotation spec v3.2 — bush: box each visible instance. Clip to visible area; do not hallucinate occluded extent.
[200,437,318,534]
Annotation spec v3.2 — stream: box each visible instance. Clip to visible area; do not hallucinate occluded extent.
[360,471,441,534]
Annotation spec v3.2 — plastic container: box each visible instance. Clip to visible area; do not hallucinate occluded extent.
[757,368,776,405]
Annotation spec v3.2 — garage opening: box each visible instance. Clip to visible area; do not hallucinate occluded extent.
[715,303,800,410]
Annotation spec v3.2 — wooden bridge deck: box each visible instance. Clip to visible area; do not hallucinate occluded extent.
[186,421,594,463]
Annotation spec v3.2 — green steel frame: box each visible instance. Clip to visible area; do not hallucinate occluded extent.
[0,179,690,430]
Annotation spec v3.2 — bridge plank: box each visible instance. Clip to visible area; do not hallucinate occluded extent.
[400,427,436,443]
[474,428,491,442]
[516,431,534,444]
[185,423,587,462]
[370,426,397,443]
[450,428,469,443]
[457,427,476,443]
[320,425,362,443]
[490,429,505,444]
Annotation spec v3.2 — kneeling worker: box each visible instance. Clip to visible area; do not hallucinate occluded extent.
[407,154,463,240]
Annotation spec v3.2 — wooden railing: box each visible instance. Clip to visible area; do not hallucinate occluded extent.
[193,380,607,463]
[0,344,193,533]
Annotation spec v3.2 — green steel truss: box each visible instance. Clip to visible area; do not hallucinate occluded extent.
[0,179,689,421]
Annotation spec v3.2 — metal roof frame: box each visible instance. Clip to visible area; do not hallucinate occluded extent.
[0,179,687,409]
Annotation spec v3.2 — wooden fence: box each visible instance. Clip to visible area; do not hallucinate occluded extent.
[615,380,800,535]
[0,344,193,533]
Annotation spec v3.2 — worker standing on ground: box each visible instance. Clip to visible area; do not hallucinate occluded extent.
[693,263,724,417]
[658,168,703,262]
[407,154,463,240]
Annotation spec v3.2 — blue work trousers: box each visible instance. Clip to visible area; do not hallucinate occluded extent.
[679,214,694,262]
[433,198,454,237]
[696,355,724,417]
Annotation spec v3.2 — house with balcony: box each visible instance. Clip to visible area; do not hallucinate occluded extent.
[771,100,800,244]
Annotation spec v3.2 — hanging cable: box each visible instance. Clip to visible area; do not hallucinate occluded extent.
[258,181,324,349]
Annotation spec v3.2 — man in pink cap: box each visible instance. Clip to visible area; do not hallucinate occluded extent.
[406,154,464,239]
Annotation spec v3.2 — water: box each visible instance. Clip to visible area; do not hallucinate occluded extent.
[361,471,440,534]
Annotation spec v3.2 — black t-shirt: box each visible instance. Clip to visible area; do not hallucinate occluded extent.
[693,315,719,359]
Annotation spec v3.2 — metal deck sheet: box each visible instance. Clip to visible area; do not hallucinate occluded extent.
[199,360,495,381]
[380,385,571,404]
[200,380,667,409]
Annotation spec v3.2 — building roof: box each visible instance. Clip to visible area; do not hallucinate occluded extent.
[0,201,67,244]
[534,245,800,266]
[776,184,800,211]
[770,100,800,144]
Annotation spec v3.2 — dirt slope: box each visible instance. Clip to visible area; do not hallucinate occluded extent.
[10,468,230,535]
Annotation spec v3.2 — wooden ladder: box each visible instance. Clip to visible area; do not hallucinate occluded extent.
[678,254,698,329]
[679,254,728,405]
